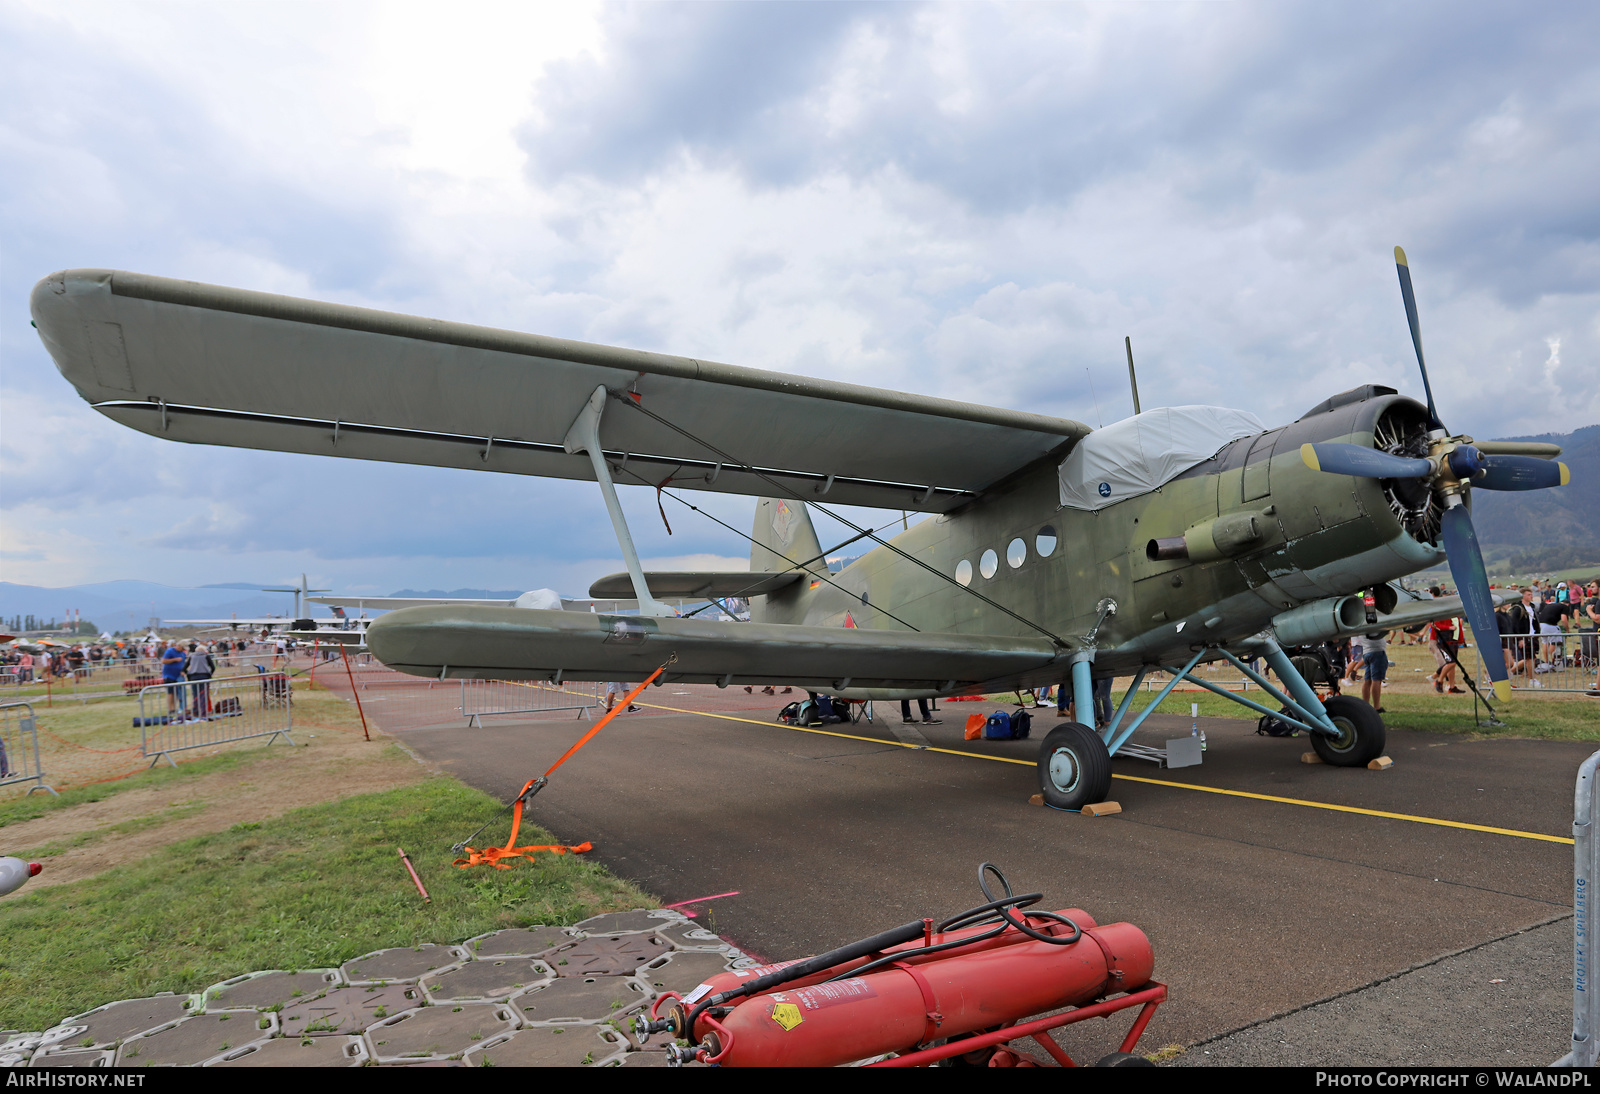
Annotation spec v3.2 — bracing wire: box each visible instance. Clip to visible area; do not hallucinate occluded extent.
[612,394,1070,648]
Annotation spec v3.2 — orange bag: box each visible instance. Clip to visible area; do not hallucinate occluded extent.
[964,713,985,741]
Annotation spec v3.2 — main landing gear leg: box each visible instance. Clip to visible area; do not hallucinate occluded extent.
[1216,638,1387,768]
[1035,651,1113,810]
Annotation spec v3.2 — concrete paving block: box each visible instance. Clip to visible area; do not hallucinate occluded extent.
[28,1049,113,1068]
[364,1004,517,1062]
[280,983,424,1036]
[115,1011,275,1067]
[465,1025,627,1068]
[616,1046,682,1067]
[639,950,739,996]
[65,996,192,1049]
[2,1024,87,1062]
[342,944,469,984]
[572,909,667,935]
[212,1035,368,1067]
[468,926,575,957]
[513,975,652,1024]
[203,969,343,1011]
[421,957,554,1002]
[548,934,671,976]
[651,918,732,951]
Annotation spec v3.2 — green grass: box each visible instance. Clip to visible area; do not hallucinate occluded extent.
[0,777,655,1031]
[0,746,272,827]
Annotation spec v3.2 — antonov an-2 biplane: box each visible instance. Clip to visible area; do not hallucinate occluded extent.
[30,250,1569,807]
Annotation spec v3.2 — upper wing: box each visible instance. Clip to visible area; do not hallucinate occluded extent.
[32,270,1090,513]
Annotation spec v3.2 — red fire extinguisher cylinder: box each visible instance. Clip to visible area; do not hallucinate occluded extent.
[697,920,1153,1068]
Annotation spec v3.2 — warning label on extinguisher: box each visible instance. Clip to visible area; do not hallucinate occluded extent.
[791,977,879,1012]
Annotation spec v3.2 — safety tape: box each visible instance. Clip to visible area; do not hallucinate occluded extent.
[628,700,1575,846]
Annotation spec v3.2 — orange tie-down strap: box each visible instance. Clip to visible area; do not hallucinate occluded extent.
[454,665,667,870]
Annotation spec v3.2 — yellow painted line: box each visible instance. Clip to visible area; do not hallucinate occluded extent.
[633,700,1574,846]
[1108,772,1573,844]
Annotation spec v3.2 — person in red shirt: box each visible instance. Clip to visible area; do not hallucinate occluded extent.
[1429,616,1464,694]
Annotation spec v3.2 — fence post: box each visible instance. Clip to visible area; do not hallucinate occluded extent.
[1559,750,1600,1067]
[339,643,370,741]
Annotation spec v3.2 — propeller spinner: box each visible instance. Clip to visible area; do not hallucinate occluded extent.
[1299,247,1571,702]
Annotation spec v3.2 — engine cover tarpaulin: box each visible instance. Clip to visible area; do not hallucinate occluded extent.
[1058,405,1265,511]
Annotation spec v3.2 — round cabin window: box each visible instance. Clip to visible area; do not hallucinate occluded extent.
[1036,525,1058,557]
[955,559,973,586]
[1006,538,1026,568]
[980,549,999,579]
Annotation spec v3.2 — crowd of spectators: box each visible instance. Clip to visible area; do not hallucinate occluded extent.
[1,635,261,686]
[1494,578,1600,696]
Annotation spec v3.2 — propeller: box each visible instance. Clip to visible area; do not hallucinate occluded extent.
[1296,247,1575,703]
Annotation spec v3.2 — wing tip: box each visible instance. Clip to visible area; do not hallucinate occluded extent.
[1300,442,1321,472]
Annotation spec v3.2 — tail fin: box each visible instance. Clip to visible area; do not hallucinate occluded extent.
[751,498,823,572]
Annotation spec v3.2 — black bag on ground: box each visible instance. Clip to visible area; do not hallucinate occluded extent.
[1255,707,1299,737]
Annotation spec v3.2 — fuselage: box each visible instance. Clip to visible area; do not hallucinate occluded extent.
[756,388,1444,685]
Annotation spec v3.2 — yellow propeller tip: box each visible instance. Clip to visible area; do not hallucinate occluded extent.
[1559,462,1570,486]
[1300,442,1320,472]
[1395,245,1408,265]
[1492,681,1512,703]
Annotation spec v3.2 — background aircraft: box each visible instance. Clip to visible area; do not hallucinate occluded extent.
[30,252,1567,806]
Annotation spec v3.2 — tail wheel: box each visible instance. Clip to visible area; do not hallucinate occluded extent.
[1036,722,1113,810]
[1310,695,1387,767]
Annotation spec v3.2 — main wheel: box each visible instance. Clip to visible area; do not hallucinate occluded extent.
[1036,722,1112,810]
[1310,695,1386,767]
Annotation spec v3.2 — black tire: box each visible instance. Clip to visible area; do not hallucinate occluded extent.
[1310,694,1386,767]
[1094,1052,1155,1067]
[1036,722,1112,810]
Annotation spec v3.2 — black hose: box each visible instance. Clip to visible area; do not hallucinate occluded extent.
[686,918,927,1035]
[824,863,1080,983]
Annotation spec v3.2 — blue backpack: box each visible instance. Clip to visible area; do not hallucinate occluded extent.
[983,709,1033,740]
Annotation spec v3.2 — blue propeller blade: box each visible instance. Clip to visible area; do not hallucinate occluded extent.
[1476,455,1571,491]
[1301,442,1432,479]
[1440,505,1510,702]
[1395,246,1444,430]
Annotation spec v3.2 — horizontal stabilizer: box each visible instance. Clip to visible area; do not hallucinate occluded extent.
[587,572,804,599]
[364,606,1061,696]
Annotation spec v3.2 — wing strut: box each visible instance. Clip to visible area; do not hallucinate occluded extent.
[563,387,675,618]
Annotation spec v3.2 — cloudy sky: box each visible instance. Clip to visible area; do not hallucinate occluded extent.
[2,0,1596,598]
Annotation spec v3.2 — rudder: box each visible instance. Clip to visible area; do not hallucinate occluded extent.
[750,498,823,573]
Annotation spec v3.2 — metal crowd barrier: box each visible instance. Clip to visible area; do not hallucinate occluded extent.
[1557,750,1600,1067]
[460,679,603,727]
[138,672,295,767]
[1474,633,1598,694]
[0,702,56,796]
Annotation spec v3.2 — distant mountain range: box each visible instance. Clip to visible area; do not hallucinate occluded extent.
[1472,424,1599,571]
